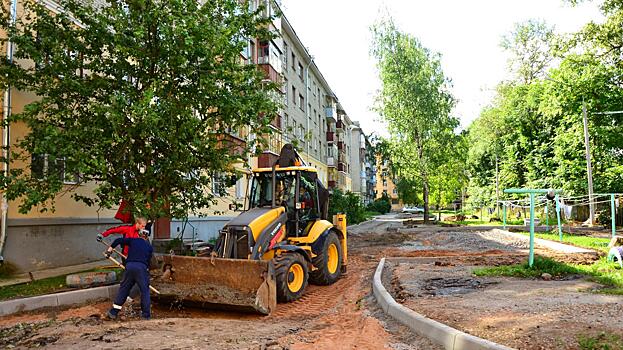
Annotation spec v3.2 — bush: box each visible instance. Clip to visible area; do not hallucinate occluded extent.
[367,194,391,214]
[329,189,367,225]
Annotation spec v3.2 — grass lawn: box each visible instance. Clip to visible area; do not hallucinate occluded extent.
[0,268,122,302]
[515,231,611,253]
[473,256,623,295]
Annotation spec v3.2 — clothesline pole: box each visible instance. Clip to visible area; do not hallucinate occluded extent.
[503,202,507,229]
[504,188,562,267]
[611,194,616,238]
[529,193,535,267]
[555,194,562,242]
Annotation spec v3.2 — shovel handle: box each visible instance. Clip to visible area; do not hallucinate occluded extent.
[103,252,160,295]
[98,239,127,259]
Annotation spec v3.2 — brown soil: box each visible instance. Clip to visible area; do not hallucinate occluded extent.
[0,218,439,350]
[2,217,615,349]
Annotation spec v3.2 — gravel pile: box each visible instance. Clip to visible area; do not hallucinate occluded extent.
[399,230,529,252]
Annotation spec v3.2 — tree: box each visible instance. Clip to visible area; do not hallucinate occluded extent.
[466,2,623,208]
[501,20,556,84]
[370,17,459,223]
[0,0,279,219]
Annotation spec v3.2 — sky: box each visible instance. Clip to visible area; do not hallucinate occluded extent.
[279,0,604,136]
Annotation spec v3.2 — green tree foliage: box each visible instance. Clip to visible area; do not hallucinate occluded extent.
[367,193,391,214]
[370,17,462,222]
[328,189,367,225]
[467,1,623,207]
[0,0,279,218]
[501,20,556,84]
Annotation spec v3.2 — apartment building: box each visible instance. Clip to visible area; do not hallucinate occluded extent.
[375,156,402,211]
[0,0,368,272]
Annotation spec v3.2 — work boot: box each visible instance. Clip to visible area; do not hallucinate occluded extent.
[106,310,118,320]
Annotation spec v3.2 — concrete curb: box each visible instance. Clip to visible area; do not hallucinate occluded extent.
[0,284,119,317]
[373,258,514,350]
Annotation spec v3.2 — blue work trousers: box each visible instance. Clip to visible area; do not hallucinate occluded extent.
[113,262,151,319]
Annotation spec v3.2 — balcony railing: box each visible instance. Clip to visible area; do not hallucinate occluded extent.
[336,120,344,129]
[338,162,346,172]
[337,141,344,150]
[216,133,247,157]
[257,63,282,84]
[326,131,334,142]
[327,157,335,167]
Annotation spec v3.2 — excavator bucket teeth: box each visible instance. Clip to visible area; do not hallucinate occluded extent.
[153,256,276,315]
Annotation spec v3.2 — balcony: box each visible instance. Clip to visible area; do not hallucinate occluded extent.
[326,157,335,167]
[338,162,346,172]
[216,132,247,157]
[325,107,337,123]
[270,115,281,129]
[258,151,279,168]
[336,120,344,129]
[337,141,344,150]
[258,63,281,84]
[326,131,334,142]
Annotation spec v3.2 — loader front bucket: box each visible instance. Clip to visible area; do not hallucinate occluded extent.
[152,255,276,315]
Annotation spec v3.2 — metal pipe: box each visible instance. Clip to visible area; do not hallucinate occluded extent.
[502,202,506,229]
[555,194,562,242]
[0,0,18,263]
[582,102,595,226]
[304,56,313,162]
[611,194,616,238]
[529,193,535,267]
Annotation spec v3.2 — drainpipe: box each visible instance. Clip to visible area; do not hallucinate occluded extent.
[0,0,17,263]
[304,56,313,162]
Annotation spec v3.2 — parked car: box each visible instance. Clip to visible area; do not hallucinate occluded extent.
[402,206,424,214]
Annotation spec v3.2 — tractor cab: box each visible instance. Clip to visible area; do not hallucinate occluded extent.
[249,167,326,237]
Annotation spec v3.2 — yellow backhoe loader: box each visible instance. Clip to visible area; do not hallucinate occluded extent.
[153,144,347,314]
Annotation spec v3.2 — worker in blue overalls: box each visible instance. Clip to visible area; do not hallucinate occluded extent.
[105,228,154,320]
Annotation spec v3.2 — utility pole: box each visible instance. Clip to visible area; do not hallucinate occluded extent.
[582,102,595,226]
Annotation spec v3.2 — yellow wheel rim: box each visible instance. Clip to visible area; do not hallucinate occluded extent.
[327,243,339,274]
[287,263,304,293]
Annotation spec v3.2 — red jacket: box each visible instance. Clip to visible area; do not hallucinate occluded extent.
[102,224,139,256]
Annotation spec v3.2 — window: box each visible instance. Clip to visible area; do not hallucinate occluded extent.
[235,178,246,199]
[298,62,304,80]
[249,40,256,64]
[299,94,304,110]
[292,86,296,104]
[283,78,288,106]
[307,104,311,116]
[31,154,79,184]
[258,40,269,64]
[283,42,288,69]
[291,52,296,70]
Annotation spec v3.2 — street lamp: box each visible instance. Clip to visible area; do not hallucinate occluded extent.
[545,76,595,225]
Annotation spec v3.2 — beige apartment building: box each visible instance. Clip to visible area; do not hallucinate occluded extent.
[0,0,367,272]
[375,156,402,211]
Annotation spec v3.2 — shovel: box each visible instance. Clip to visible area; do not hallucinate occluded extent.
[99,241,160,295]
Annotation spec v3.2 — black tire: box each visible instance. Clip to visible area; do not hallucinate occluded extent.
[309,231,342,285]
[273,253,308,302]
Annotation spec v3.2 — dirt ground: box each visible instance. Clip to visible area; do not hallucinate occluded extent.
[372,222,621,350]
[0,217,441,350]
[1,217,617,349]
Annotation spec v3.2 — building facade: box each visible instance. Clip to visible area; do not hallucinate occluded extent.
[0,0,371,272]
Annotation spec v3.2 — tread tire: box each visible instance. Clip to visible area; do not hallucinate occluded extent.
[274,253,308,302]
[309,231,342,285]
